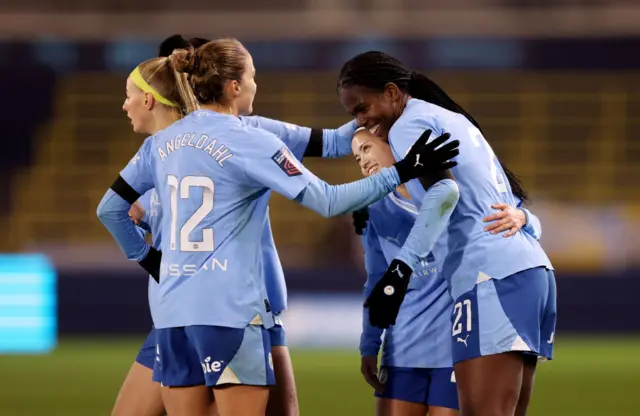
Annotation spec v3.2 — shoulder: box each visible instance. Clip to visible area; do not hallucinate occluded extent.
[130,135,156,163]
[389,99,440,138]
[229,122,281,142]
[224,123,286,157]
[392,98,465,132]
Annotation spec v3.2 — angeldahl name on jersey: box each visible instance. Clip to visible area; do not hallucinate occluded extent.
[156,133,234,167]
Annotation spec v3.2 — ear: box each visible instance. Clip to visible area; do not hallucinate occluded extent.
[383,82,401,101]
[228,80,241,98]
[144,92,156,110]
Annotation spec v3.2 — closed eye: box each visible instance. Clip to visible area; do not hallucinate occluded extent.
[351,104,368,117]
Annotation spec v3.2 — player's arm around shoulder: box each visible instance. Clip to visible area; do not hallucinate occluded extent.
[389,114,456,191]
[229,124,313,200]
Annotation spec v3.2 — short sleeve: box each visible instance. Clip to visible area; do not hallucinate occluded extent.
[119,136,155,196]
[240,129,314,200]
[240,116,311,161]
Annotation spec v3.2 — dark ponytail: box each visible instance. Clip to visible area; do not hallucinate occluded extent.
[158,35,210,58]
[408,71,528,203]
[339,51,529,203]
[408,71,482,132]
[501,164,529,203]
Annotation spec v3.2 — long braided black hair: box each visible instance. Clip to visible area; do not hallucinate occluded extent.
[338,51,528,203]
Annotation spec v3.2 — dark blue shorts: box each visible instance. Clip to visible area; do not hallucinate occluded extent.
[135,328,156,370]
[151,325,275,388]
[137,324,286,370]
[451,266,557,364]
[375,366,459,410]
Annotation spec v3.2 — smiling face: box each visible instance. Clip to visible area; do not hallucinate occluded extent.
[339,82,406,142]
[351,128,396,177]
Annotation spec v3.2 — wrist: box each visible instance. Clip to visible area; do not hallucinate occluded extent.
[393,253,417,274]
[392,160,411,184]
[518,208,530,226]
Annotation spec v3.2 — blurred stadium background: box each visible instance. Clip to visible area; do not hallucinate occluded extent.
[1,1,640,415]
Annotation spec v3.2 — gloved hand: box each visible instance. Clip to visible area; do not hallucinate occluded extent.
[352,208,369,235]
[393,130,459,183]
[364,259,413,328]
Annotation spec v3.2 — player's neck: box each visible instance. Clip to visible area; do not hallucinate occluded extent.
[396,184,411,200]
[200,103,239,117]
[150,111,179,134]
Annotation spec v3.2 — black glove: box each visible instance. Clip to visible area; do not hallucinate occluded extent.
[352,208,369,235]
[393,130,459,183]
[364,259,413,328]
[139,247,162,283]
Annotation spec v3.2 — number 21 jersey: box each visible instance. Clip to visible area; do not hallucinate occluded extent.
[388,99,552,301]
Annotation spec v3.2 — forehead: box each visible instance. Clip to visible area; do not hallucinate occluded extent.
[244,51,254,71]
[126,77,142,93]
[339,85,380,111]
[351,130,378,153]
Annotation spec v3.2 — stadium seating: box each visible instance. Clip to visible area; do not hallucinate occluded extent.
[4,71,640,253]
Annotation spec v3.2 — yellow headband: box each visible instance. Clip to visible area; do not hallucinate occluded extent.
[129,66,178,108]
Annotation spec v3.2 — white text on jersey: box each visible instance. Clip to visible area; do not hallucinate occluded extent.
[157,133,233,166]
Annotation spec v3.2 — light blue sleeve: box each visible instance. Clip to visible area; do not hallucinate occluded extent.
[388,115,441,162]
[138,191,151,220]
[136,225,148,240]
[294,168,400,218]
[119,137,156,194]
[360,227,386,357]
[322,119,358,158]
[240,116,356,159]
[98,190,151,261]
[241,128,401,217]
[520,207,542,240]
[514,198,542,240]
[240,116,312,160]
[97,138,155,262]
[240,129,314,200]
[137,190,152,233]
[395,179,460,270]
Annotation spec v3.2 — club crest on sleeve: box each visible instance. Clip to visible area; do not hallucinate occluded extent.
[271,146,301,177]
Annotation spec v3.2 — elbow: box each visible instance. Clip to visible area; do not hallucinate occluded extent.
[295,189,333,218]
[319,205,334,219]
[96,200,109,223]
[440,178,460,207]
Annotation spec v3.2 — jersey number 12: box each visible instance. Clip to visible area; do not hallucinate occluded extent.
[167,175,215,252]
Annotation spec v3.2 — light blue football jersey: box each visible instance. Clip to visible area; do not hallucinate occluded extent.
[388,99,552,300]
[136,116,355,317]
[98,110,399,329]
[360,191,452,368]
[359,190,544,368]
